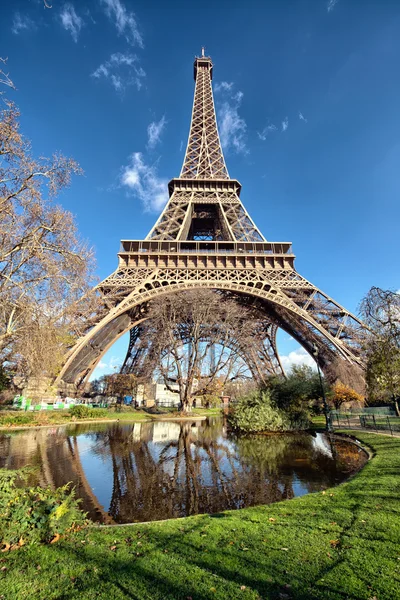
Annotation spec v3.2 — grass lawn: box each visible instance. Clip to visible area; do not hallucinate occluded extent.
[310,415,327,428]
[0,407,221,429]
[1,430,399,599]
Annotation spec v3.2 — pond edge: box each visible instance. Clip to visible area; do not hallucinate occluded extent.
[91,431,372,529]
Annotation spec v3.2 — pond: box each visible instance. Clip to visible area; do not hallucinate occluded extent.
[0,418,367,524]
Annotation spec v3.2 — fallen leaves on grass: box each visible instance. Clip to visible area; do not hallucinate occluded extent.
[50,533,60,544]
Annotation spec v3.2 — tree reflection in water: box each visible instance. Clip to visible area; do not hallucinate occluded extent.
[82,420,366,523]
[0,419,367,524]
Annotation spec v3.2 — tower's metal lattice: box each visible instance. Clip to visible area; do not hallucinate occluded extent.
[57,51,365,393]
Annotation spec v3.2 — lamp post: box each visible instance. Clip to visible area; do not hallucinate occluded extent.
[312,344,332,432]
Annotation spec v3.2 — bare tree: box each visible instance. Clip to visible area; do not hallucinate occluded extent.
[359,287,400,414]
[0,59,15,94]
[0,62,99,382]
[140,290,262,412]
[102,373,138,398]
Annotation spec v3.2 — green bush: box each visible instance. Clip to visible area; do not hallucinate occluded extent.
[269,365,328,415]
[69,405,108,419]
[229,390,289,433]
[0,412,34,426]
[0,469,86,547]
[229,389,310,433]
[287,408,311,430]
[199,394,220,408]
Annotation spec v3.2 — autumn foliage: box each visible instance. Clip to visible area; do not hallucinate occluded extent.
[331,382,364,410]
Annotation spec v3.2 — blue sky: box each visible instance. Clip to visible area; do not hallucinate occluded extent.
[2,0,400,376]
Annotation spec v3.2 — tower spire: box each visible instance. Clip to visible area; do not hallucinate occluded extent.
[180,52,229,179]
[146,52,265,242]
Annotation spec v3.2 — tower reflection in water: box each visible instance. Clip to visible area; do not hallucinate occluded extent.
[0,419,366,524]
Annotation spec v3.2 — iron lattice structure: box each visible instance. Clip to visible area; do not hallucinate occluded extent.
[120,319,283,386]
[57,51,365,393]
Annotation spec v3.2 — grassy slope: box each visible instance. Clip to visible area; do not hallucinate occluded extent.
[1,431,400,600]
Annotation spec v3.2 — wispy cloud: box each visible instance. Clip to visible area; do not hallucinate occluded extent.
[327,0,339,12]
[91,355,123,378]
[215,84,248,154]
[179,140,184,152]
[11,12,36,35]
[147,116,167,149]
[214,81,233,93]
[91,52,145,93]
[121,152,168,212]
[298,111,308,123]
[60,3,83,43]
[280,347,316,372]
[100,0,143,47]
[281,117,289,132]
[257,123,277,141]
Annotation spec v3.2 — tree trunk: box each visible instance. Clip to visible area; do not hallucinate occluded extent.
[181,397,193,413]
[394,399,400,417]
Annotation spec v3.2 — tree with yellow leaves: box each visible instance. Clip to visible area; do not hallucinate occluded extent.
[331,381,364,410]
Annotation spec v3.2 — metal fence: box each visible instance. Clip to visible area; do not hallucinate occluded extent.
[331,412,400,436]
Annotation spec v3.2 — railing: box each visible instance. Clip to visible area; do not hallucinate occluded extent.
[119,240,294,256]
[331,411,400,436]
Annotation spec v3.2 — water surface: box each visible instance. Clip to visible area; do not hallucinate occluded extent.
[0,418,367,523]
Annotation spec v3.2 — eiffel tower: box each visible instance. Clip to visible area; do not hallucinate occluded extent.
[57,50,365,394]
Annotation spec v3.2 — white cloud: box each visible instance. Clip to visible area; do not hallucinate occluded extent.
[299,111,308,123]
[214,81,233,93]
[109,356,123,370]
[91,52,145,93]
[280,346,316,372]
[257,123,277,141]
[147,116,167,149]
[215,84,248,154]
[121,152,168,212]
[90,356,123,379]
[327,0,339,12]
[60,3,83,43]
[100,0,143,47]
[179,140,184,152]
[281,117,289,132]
[11,12,36,35]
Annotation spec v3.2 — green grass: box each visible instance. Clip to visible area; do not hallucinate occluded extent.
[1,430,400,599]
[0,407,221,428]
[310,415,327,428]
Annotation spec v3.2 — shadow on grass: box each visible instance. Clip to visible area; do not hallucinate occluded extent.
[3,431,400,600]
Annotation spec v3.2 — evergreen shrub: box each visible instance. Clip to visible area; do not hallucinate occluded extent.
[229,389,310,433]
[69,405,108,419]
